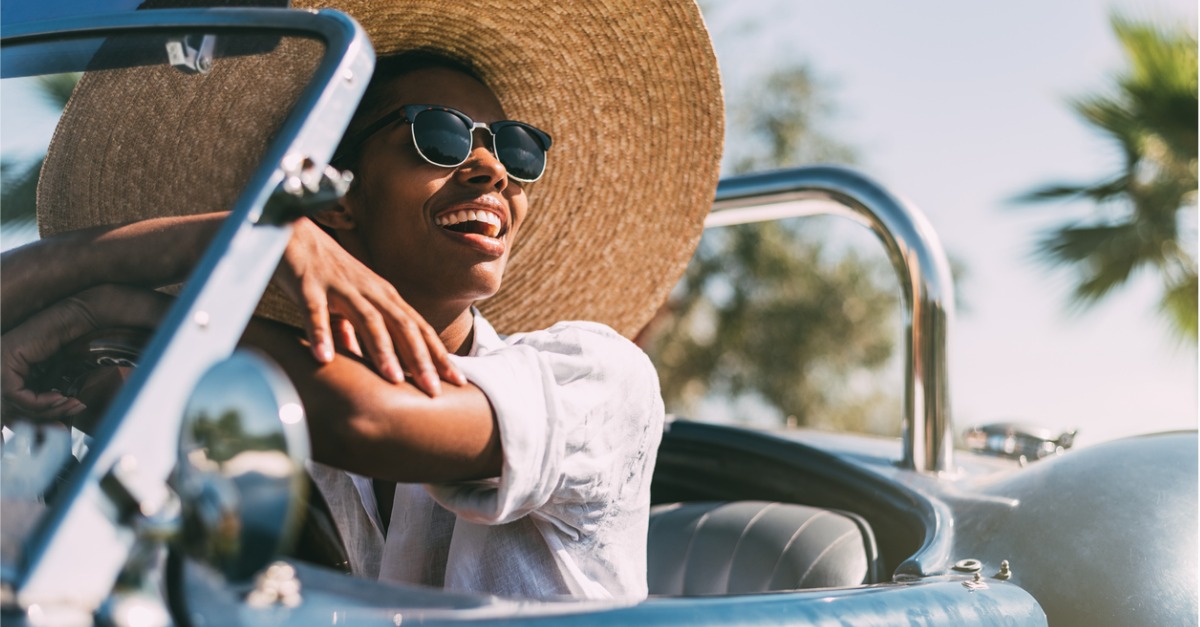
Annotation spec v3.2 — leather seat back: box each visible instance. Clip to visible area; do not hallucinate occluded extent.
[647,501,880,595]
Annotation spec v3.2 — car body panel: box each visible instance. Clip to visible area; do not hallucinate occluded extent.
[654,420,1198,626]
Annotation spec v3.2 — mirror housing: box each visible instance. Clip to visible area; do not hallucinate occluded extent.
[173,349,309,582]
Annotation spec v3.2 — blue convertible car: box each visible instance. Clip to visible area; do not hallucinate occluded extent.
[1,3,1195,626]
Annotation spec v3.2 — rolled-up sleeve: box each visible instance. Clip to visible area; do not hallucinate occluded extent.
[426,321,661,532]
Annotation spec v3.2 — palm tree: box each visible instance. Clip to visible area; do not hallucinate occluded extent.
[1,73,80,230]
[1018,15,1198,340]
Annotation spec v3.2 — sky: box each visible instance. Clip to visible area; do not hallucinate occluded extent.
[700,0,1198,446]
[2,0,1196,447]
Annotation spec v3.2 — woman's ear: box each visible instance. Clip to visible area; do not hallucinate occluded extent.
[312,201,357,231]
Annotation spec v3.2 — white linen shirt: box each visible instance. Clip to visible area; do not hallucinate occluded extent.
[308,310,664,600]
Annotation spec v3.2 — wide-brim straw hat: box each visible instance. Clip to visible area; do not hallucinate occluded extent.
[38,0,723,339]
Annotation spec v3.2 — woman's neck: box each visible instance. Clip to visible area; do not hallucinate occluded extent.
[414,301,475,356]
[440,308,476,356]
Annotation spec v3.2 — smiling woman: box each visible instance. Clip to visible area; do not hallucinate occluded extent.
[1,0,723,603]
[313,62,534,340]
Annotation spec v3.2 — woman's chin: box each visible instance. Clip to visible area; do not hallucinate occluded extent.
[447,263,507,302]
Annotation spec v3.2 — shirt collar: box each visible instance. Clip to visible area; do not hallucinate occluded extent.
[468,306,505,356]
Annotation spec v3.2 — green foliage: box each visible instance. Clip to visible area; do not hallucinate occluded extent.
[1,73,80,229]
[727,65,855,175]
[0,157,43,228]
[648,220,900,433]
[34,73,82,111]
[190,410,288,463]
[642,62,903,435]
[1018,15,1198,341]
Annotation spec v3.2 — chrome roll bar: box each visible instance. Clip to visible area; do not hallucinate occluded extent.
[709,166,955,474]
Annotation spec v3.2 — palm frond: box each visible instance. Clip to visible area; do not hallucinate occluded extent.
[1015,13,1197,340]
[1160,269,1198,341]
[0,157,43,228]
[35,73,81,110]
[1112,15,1198,93]
[1014,174,1132,205]
[1069,94,1140,160]
[1037,222,1154,302]
[1111,15,1198,162]
[1,74,77,229]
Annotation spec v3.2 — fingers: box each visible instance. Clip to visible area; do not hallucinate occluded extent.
[1,285,160,422]
[277,223,467,395]
[302,281,335,364]
[331,316,362,357]
[384,315,441,397]
[1,388,87,419]
[344,298,407,386]
[1,346,88,419]
[331,289,465,397]
[419,320,468,387]
[1,305,86,419]
[360,287,468,395]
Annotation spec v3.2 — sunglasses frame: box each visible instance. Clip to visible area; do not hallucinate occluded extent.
[336,104,553,183]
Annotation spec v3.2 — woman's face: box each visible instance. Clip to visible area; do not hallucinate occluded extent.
[334,66,529,315]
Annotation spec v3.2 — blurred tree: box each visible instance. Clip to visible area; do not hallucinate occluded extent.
[640,63,903,435]
[1017,15,1198,340]
[726,64,855,174]
[1,73,79,229]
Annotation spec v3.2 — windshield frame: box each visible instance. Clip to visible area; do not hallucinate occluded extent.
[2,7,374,610]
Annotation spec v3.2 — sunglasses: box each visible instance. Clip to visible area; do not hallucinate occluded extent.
[335,104,553,183]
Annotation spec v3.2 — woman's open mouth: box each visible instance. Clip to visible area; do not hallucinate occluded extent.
[435,209,504,238]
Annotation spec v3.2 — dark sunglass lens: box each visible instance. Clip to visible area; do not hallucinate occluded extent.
[412,110,471,166]
[495,125,547,181]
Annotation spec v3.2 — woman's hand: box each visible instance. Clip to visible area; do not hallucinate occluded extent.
[1,285,168,419]
[274,218,466,397]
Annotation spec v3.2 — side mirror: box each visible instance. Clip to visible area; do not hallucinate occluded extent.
[173,349,309,582]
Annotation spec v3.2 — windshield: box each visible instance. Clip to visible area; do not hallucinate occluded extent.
[0,20,339,589]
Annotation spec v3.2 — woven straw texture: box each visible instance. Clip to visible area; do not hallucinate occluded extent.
[38,0,724,339]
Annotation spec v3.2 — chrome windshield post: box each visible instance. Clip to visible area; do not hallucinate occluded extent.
[710,166,955,474]
[4,8,374,611]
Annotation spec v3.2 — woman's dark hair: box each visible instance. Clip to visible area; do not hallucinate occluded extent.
[330,51,486,171]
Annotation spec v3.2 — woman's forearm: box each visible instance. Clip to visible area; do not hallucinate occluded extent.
[1,213,225,332]
[241,318,500,483]
[3,213,464,396]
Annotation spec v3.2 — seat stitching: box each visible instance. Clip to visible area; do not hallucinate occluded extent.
[796,529,859,588]
[764,510,826,589]
[723,502,778,593]
[677,504,718,594]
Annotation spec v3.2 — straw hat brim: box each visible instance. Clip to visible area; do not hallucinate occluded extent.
[38,0,723,339]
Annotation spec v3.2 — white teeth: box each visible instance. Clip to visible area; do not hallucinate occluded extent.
[435,209,503,235]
